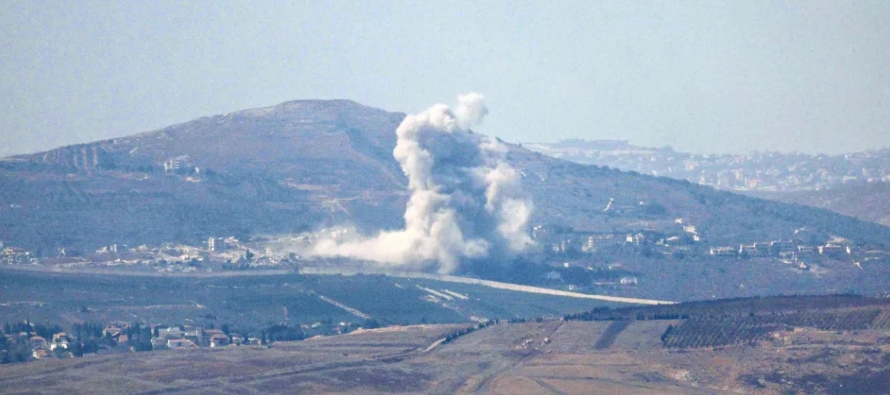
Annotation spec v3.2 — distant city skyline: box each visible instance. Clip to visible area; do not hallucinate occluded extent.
[2,0,889,157]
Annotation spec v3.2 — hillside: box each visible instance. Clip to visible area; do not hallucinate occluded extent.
[2,100,888,257]
[0,100,409,255]
[754,182,890,227]
[505,149,890,246]
[2,100,890,303]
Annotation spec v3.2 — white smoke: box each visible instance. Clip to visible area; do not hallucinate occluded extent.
[309,93,532,273]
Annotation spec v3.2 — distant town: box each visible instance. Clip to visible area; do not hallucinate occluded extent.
[525,139,890,192]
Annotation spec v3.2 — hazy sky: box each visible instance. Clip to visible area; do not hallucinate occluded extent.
[2,0,888,156]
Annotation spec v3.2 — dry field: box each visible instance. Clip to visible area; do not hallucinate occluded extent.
[1,320,888,394]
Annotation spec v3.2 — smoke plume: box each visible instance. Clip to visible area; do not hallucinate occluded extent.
[309,93,532,273]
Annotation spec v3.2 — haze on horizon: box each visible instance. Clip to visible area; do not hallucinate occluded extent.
[2,0,888,157]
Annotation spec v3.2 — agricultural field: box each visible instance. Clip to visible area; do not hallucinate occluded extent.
[5,272,890,394]
[0,269,615,332]
[3,311,889,394]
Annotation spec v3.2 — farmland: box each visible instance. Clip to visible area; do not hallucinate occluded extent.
[5,270,890,394]
[3,302,890,394]
[0,268,614,332]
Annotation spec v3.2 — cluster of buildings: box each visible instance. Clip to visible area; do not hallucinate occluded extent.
[708,241,850,260]
[5,322,262,362]
[527,140,890,192]
[534,218,701,258]
[1,242,33,265]
[145,325,259,350]
[534,218,868,270]
[26,332,72,360]
[4,317,371,364]
[0,235,295,273]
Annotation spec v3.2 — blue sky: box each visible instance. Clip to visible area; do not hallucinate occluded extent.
[2,0,888,156]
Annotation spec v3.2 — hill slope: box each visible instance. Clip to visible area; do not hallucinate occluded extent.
[1,99,888,256]
[0,100,409,254]
[506,149,890,246]
[754,182,890,227]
